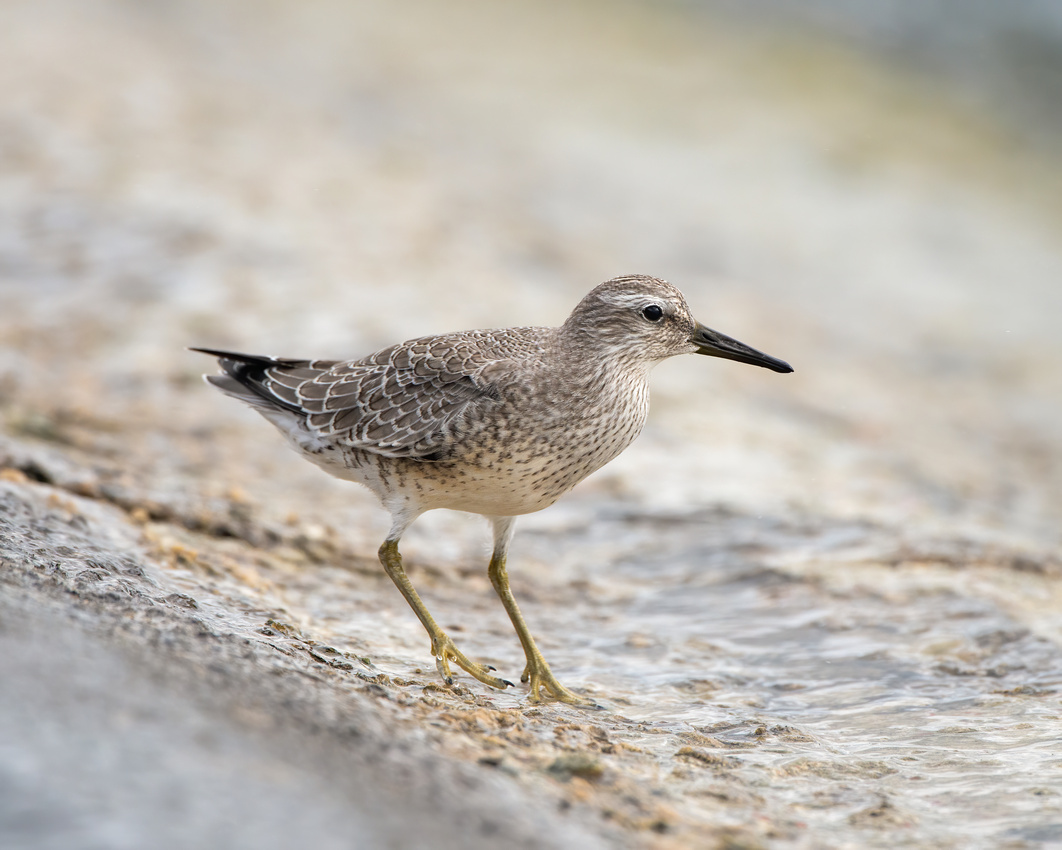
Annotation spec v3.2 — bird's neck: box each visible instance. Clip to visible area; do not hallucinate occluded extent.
[552,325,657,382]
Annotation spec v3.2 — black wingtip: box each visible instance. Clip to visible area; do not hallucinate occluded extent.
[190,347,280,401]
[189,347,270,364]
[189,348,289,384]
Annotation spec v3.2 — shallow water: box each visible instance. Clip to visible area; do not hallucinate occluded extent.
[498,507,1062,844]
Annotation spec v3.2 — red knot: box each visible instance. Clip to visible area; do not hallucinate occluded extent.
[194,274,792,705]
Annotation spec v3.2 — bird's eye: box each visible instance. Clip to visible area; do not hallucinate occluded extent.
[642,304,664,322]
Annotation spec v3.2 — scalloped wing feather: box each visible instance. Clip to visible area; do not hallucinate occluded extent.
[203,331,534,460]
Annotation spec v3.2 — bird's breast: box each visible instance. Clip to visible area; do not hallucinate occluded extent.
[439,369,652,511]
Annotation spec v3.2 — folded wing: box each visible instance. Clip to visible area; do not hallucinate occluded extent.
[192,338,503,460]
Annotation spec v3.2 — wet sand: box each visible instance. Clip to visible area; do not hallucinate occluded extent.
[2,1,1061,847]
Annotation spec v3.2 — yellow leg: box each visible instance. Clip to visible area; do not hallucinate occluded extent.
[486,548,596,706]
[378,540,512,691]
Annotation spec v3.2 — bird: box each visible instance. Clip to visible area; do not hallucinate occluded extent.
[193,274,793,704]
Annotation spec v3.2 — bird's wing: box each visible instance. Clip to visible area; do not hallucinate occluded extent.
[194,334,509,460]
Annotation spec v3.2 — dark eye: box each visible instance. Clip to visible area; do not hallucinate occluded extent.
[642,304,664,322]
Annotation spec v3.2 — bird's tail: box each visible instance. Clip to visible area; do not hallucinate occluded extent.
[189,347,304,414]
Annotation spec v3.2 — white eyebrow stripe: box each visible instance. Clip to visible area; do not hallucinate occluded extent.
[599,292,662,308]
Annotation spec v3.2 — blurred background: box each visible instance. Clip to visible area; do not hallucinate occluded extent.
[2,0,1061,847]
[2,0,1060,545]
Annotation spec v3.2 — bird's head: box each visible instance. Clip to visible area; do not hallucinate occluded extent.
[563,275,793,374]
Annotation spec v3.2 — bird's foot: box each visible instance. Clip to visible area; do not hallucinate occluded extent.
[521,658,597,707]
[430,633,513,691]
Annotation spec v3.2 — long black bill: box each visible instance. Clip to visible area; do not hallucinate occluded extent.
[691,321,793,373]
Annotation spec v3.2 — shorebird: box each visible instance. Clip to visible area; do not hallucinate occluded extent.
[194,275,792,704]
